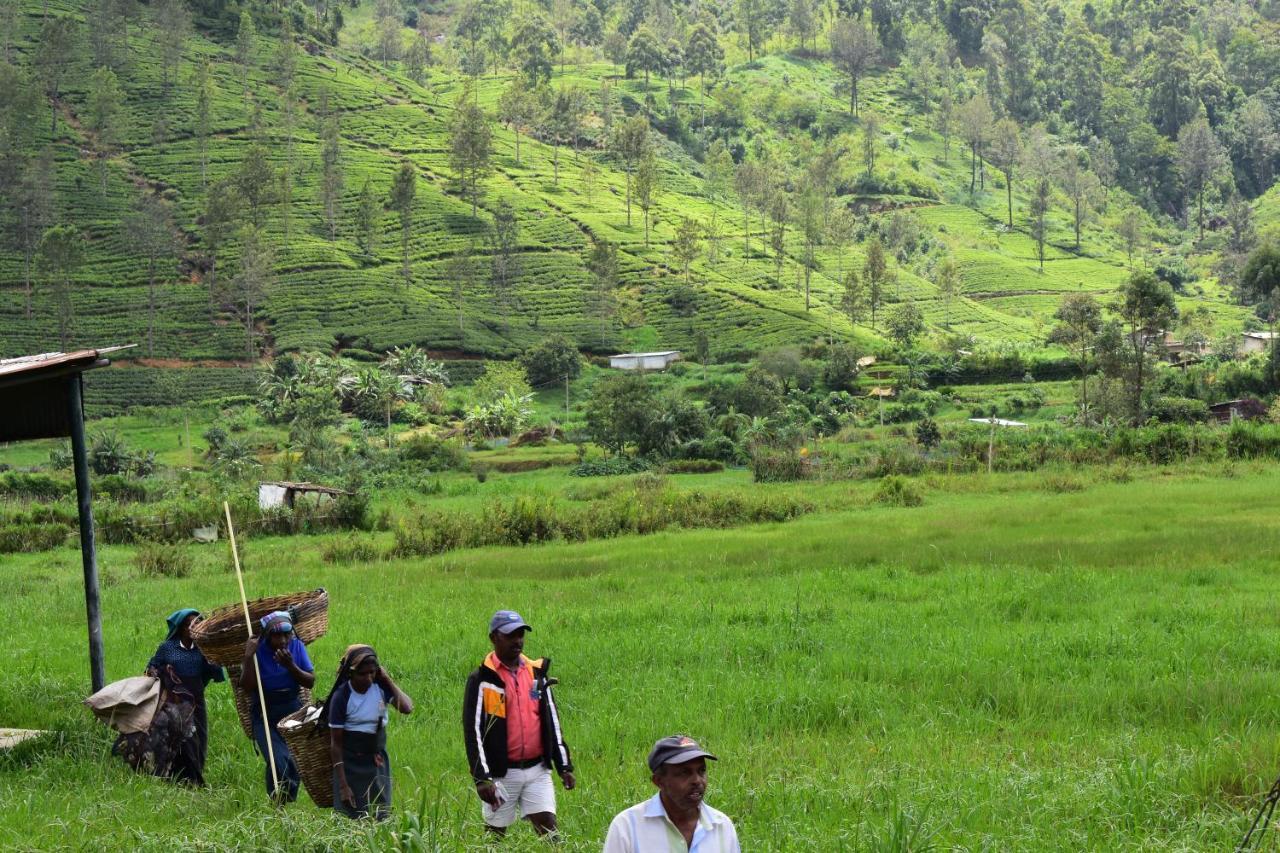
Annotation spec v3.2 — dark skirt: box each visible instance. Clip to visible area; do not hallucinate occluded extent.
[251,688,303,801]
[333,728,392,820]
[112,684,205,785]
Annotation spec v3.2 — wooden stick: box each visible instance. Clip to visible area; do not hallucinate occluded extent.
[224,501,280,798]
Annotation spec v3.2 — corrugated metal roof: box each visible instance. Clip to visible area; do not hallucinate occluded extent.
[0,347,129,442]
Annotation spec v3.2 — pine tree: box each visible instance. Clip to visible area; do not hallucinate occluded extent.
[831,16,880,117]
[989,118,1022,227]
[499,79,539,167]
[194,59,212,187]
[1029,177,1051,273]
[864,236,889,328]
[318,92,344,242]
[634,147,658,245]
[202,178,241,319]
[449,83,493,217]
[154,0,191,95]
[86,65,124,195]
[672,218,703,284]
[446,241,479,345]
[609,115,650,227]
[37,224,83,350]
[586,237,619,348]
[35,16,77,134]
[388,160,417,288]
[489,200,521,328]
[232,227,273,361]
[355,178,379,257]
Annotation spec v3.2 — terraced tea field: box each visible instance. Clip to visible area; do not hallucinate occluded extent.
[0,0,1252,369]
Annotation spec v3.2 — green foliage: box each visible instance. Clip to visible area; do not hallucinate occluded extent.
[873,474,924,507]
[400,435,469,471]
[390,482,812,557]
[570,455,652,476]
[133,541,194,578]
[0,523,66,554]
[750,446,808,483]
[519,336,582,386]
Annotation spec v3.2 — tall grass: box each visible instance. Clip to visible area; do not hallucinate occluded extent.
[3,468,1280,848]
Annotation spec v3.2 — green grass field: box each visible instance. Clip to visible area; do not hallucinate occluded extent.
[3,462,1280,850]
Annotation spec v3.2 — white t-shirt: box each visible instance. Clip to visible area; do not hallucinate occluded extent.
[328,682,389,734]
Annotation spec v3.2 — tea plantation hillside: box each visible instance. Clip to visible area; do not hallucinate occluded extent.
[0,0,1261,380]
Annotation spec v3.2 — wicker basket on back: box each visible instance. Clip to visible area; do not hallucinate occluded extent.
[225,665,312,741]
[277,704,334,808]
[191,588,329,668]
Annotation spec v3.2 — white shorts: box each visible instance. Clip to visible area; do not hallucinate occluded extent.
[482,764,556,828]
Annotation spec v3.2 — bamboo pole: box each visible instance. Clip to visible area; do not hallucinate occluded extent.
[224,501,280,798]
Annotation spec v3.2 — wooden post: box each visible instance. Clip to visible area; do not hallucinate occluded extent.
[67,375,105,693]
[225,502,280,797]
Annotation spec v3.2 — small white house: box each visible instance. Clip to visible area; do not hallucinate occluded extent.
[609,351,682,371]
[1241,331,1279,355]
[258,481,348,510]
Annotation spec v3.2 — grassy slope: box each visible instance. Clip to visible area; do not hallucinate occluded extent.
[0,1,1249,367]
[2,464,1280,849]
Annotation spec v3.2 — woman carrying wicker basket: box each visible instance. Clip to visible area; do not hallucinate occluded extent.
[240,610,315,802]
[122,608,225,786]
[324,645,413,819]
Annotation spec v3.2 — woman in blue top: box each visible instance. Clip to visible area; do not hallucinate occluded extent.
[239,610,315,801]
[325,644,413,819]
[128,608,225,785]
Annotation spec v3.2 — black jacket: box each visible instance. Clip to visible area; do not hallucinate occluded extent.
[462,654,572,784]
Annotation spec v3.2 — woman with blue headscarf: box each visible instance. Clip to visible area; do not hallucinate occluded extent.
[239,610,315,801]
[140,608,225,786]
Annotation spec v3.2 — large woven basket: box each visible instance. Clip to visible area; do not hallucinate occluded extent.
[225,665,312,741]
[192,589,329,667]
[277,704,334,808]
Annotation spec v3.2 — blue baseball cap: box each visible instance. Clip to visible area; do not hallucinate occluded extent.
[489,610,532,635]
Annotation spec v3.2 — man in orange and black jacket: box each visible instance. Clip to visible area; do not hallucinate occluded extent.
[462,610,575,838]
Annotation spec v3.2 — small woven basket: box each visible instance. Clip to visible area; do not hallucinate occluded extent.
[225,665,312,741]
[192,589,329,667]
[277,704,334,808]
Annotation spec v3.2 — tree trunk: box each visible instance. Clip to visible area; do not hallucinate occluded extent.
[1005,170,1013,227]
[625,171,632,225]
[850,75,857,116]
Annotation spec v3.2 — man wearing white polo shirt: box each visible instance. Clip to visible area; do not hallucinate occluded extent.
[603,735,740,853]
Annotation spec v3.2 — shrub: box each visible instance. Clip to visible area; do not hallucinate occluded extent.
[0,523,67,553]
[1041,472,1085,493]
[322,535,380,564]
[1151,396,1210,423]
[914,418,941,450]
[663,459,725,474]
[519,336,582,386]
[873,475,924,507]
[866,442,926,478]
[388,484,813,559]
[473,461,493,483]
[570,456,652,477]
[400,434,468,471]
[751,447,808,483]
[1226,422,1280,459]
[134,542,194,578]
[0,472,67,501]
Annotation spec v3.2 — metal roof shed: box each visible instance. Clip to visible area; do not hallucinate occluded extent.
[0,347,129,692]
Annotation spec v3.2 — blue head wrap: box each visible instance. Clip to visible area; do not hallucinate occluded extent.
[260,610,294,635]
